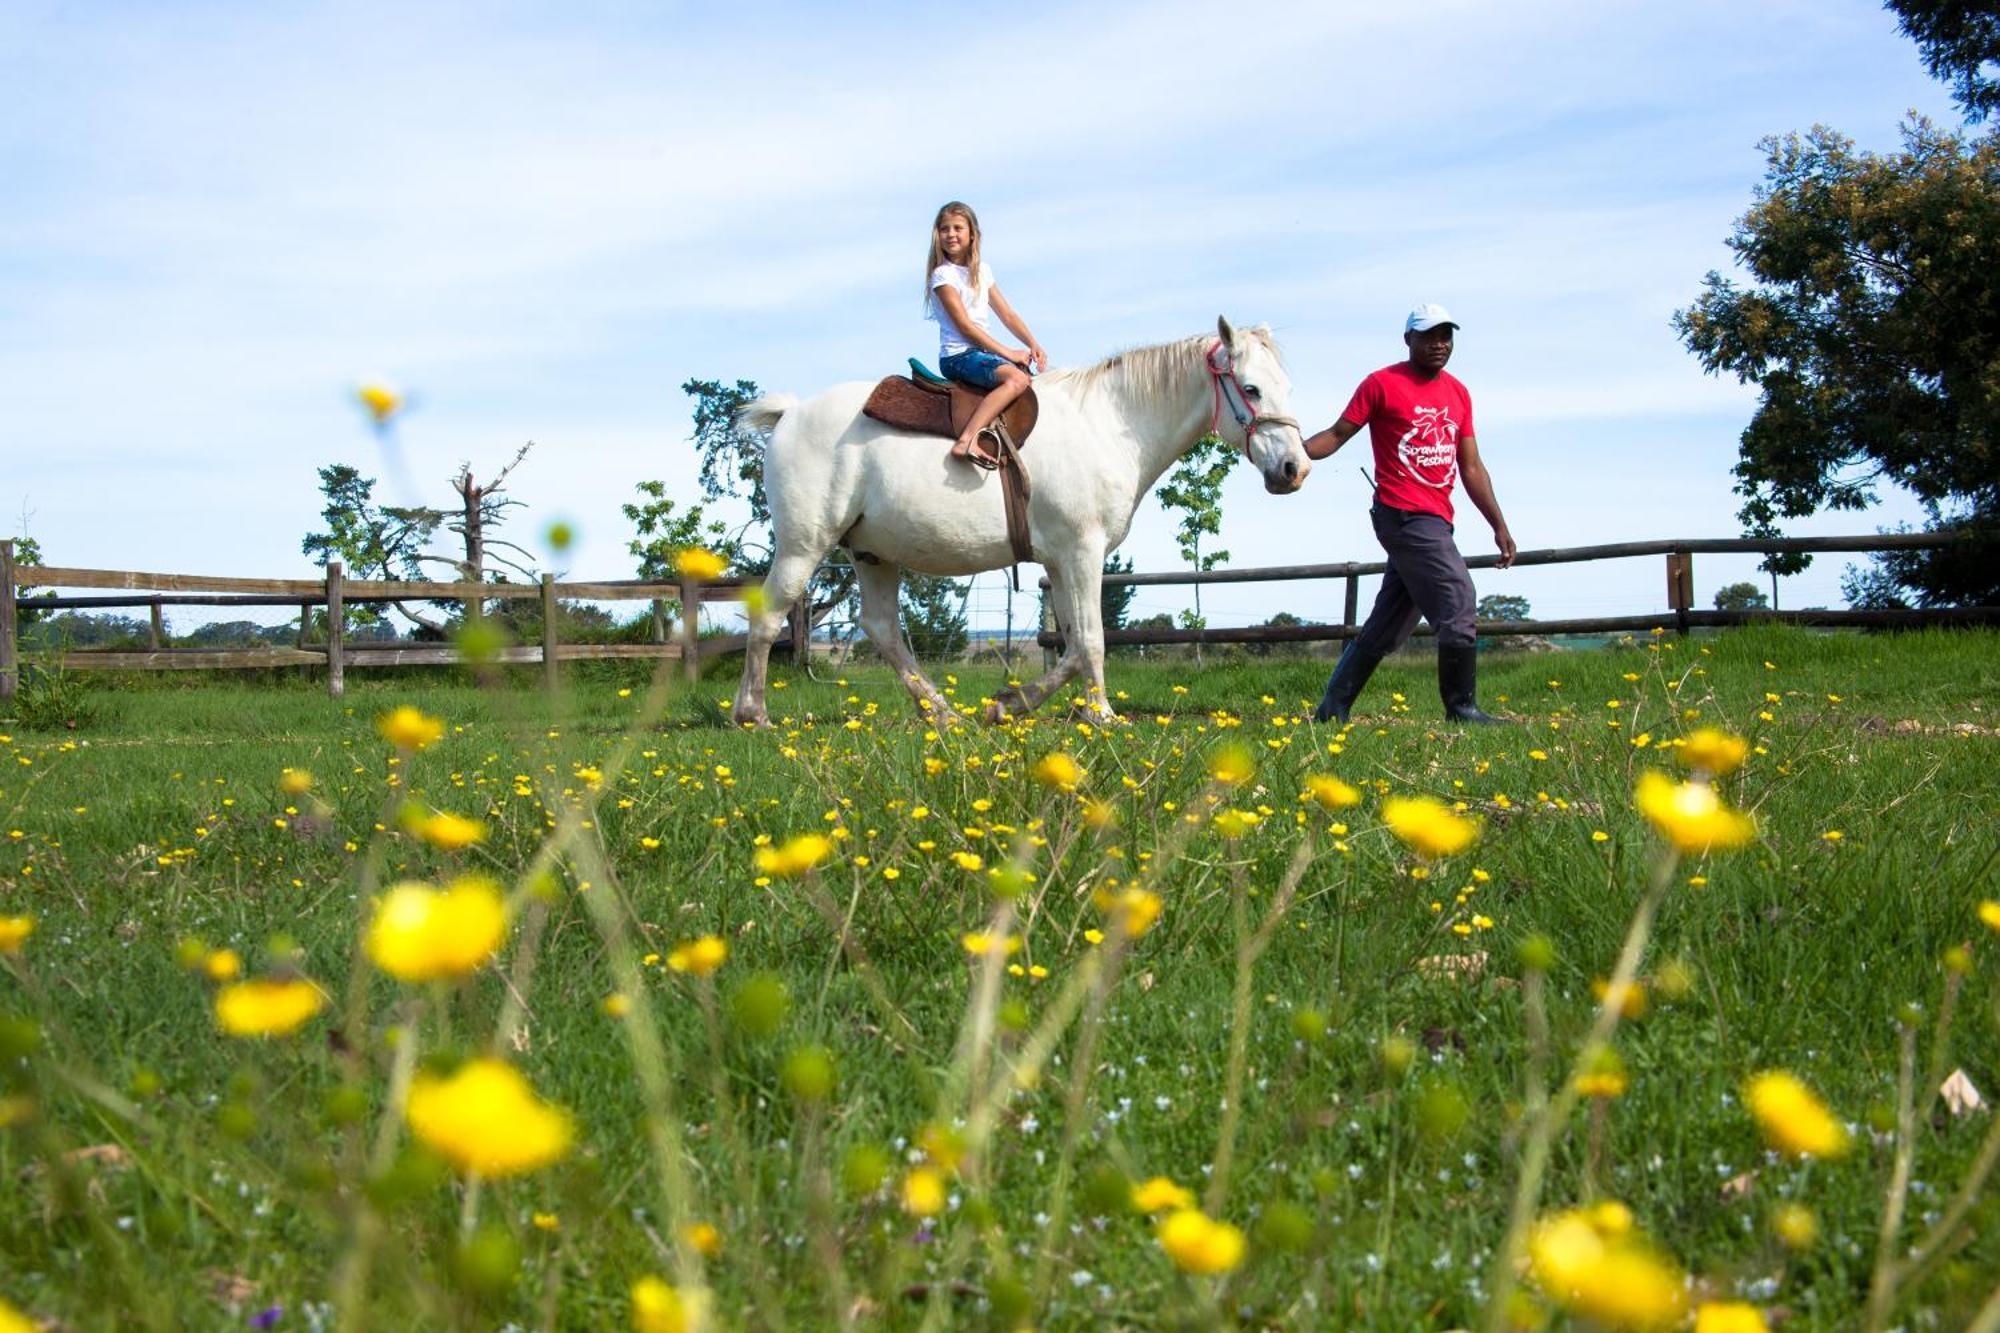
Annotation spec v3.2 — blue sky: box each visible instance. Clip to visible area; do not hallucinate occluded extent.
[0,0,1964,634]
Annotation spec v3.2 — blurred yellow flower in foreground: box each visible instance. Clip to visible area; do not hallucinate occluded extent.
[673,547,727,581]
[278,767,314,796]
[1094,887,1163,938]
[1634,772,1755,853]
[356,381,403,425]
[755,833,832,878]
[1527,1204,1685,1329]
[1305,774,1361,811]
[0,915,34,953]
[1382,796,1480,858]
[1771,1202,1819,1250]
[901,1165,947,1216]
[1032,752,1083,792]
[377,705,445,751]
[1157,1207,1246,1275]
[667,936,728,977]
[1745,1071,1848,1159]
[630,1276,703,1333]
[680,1221,723,1258]
[1695,1302,1770,1333]
[215,978,325,1038]
[1978,899,2000,932]
[0,1298,37,1333]
[366,878,507,983]
[1131,1176,1196,1213]
[960,931,1021,958]
[1206,744,1255,786]
[203,948,243,981]
[417,811,486,851]
[406,1058,573,1177]
[1676,727,1749,776]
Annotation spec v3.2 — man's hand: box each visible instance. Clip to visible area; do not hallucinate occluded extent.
[1028,341,1048,373]
[1493,524,1517,570]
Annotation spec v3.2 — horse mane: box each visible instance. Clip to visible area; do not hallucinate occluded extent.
[1048,326,1279,402]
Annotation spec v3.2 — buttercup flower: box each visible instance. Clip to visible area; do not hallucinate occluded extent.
[1206,744,1255,786]
[1382,796,1481,858]
[0,916,34,954]
[1131,1176,1196,1213]
[680,1222,723,1258]
[1676,728,1749,777]
[405,1058,573,1177]
[1094,887,1163,938]
[1634,772,1755,853]
[674,548,727,581]
[1157,1208,1246,1275]
[215,978,326,1038]
[754,833,832,878]
[1695,1302,1769,1333]
[417,811,486,851]
[667,936,728,977]
[1032,752,1083,792]
[901,1166,947,1217]
[376,706,445,751]
[1745,1071,1848,1158]
[366,878,507,982]
[278,768,314,796]
[1305,774,1361,811]
[630,1276,702,1333]
[1978,900,2000,932]
[1528,1205,1686,1329]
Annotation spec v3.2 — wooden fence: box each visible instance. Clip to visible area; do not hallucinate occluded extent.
[1035,532,1998,650]
[0,540,815,701]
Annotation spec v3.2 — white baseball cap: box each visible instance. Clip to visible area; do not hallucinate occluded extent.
[1405,303,1459,333]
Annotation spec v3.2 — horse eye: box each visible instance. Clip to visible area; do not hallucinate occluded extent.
[1244,385,1263,400]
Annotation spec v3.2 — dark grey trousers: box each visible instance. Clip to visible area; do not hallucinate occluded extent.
[1352,503,1478,654]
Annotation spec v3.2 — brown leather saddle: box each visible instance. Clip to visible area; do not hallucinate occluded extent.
[861,369,1039,584]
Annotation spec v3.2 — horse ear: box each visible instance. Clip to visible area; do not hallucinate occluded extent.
[1216,315,1237,351]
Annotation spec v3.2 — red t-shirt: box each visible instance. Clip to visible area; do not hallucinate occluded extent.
[1338,363,1475,522]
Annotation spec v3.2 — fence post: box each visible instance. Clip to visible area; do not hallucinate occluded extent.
[1342,568,1359,639]
[148,599,164,650]
[790,596,809,667]
[680,583,700,683]
[0,540,16,704]
[541,574,559,695]
[326,562,346,698]
[1666,549,1694,636]
[1039,579,1058,669]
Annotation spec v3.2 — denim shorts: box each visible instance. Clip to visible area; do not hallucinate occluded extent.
[939,349,1008,390]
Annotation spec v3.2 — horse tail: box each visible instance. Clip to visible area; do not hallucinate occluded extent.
[737,395,797,435]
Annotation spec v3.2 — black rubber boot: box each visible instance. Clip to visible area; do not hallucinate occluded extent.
[1439,643,1508,724]
[1314,642,1383,724]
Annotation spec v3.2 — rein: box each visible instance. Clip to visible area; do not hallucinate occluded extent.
[1205,339,1300,458]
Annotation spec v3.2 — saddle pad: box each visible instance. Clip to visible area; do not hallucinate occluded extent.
[861,375,1040,466]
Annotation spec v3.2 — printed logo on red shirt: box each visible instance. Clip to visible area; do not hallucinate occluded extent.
[1398,406,1460,490]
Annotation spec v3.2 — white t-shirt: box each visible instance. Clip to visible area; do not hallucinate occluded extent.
[927,261,994,358]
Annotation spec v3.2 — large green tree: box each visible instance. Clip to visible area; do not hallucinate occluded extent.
[1155,432,1234,631]
[1891,0,2000,122]
[1673,15,2000,606]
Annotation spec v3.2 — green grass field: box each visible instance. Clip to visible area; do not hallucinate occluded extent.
[1,625,1997,1330]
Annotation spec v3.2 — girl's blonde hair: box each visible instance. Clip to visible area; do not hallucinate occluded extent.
[924,201,985,311]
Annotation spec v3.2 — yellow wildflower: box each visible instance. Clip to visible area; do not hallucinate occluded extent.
[1979,900,2000,931]
[680,1221,723,1258]
[1304,774,1361,811]
[1676,728,1748,776]
[754,833,832,878]
[960,931,1021,958]
[1382,795,1480,858]
[1745,1071,1848,1158]
[1205,744,1254,786]
[1081,798,1117,829]
[376,705,445,751]
[667,936,729,977]
[0,1300,36,1333]
[1633,771,1755,853]
[215,978,326,1038]
[356,381,403,424]
[1771,1202,1819,1250]
[673,547,727,581]
[405,1058,573,1177]
[1156,1208,1246,1275]
[418,811,486,851]
[901,1166,947,1216]
[1590,977,1649,1020]
[1131,1176,1196,1213]
[203,948,243,981]
[1528,1206,1686,1329]
[0,916,34,953]
[1094,886,1163,938]
[1211,808,1260,838]
[951,850,984,872]
[1032,752,1083,792]
[1695,1302,1769,1333]
[278,768,314,796]
[630,1276,699,1333]
[366,878,507,983]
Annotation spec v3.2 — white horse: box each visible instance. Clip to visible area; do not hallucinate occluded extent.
[731,317,1311,727]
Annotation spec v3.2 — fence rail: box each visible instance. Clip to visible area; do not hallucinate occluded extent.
[1035,531,1991,649]
[0,542,822,701]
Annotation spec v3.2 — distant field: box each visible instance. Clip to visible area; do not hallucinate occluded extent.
[1,626,1996,1330]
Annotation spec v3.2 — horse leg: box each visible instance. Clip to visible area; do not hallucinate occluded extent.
[855,559,958,724]
[1049,551,1118,721]
[983,565,1088,723]
[732,548,821,728]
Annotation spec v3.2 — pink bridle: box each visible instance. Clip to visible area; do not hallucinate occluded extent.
[1205,339,1301,458]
